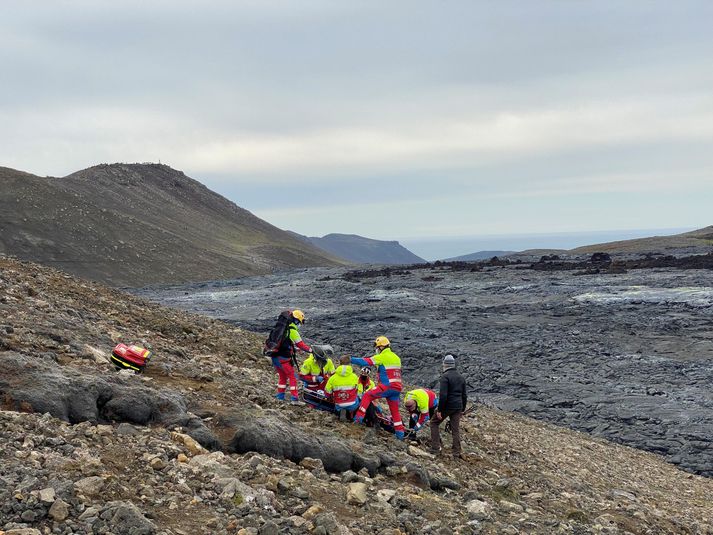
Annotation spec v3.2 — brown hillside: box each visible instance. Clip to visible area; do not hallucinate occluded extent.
[571,226,713,254]
[0,164,345,286]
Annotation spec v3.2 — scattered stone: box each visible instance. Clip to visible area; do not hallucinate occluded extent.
[466,499,492,521]
[74,476,105,496]
[171,431,205,455]
[49,498,70,521]
[408,445,435,459]
[302,504,324,520]
[38,487,56,503]
[347,482,368,506]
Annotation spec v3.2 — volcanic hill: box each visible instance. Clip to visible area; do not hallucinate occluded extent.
[1,255,713,534]
[0,164,344,287]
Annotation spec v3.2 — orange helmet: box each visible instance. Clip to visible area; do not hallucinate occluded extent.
[291,309,305,324]
[374,336,390,349]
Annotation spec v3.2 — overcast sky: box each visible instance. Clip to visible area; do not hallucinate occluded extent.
[2,1,712,257]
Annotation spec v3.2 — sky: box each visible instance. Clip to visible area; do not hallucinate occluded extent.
[1,1,712,259]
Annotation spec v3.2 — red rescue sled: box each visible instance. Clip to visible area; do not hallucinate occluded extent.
[111,343,151,372]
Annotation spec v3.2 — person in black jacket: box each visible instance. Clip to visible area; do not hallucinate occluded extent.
[430,354,467,456]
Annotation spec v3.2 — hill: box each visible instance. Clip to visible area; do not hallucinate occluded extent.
[571,226,713,255]
[0,164,344,287]
[1,256,713,533]
[445,250,515,261]
[293,232,426,265]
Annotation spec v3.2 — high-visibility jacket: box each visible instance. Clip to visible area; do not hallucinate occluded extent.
[276,323,311,360]
[357,376,375,395]
[351,347,402,391]
[404,388,438,430]
[325,365,359,409]
[300,355,335,381]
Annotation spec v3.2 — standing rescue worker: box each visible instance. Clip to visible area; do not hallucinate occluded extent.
[351,336,405,439]
[325,356,360,419]
[273,309,311,403]
[404,388,438,434]
[430,354,467,456]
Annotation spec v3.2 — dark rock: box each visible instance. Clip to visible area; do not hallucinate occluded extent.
[225,412,380,474]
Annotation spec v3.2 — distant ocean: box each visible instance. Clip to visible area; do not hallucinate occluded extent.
[400,227,695,262]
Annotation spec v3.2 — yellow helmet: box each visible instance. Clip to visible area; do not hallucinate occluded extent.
[374,336,390,349]
[292,309,305,324]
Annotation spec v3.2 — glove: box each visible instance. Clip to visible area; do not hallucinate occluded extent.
[315,375,323,383]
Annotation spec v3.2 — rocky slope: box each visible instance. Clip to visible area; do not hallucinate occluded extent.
[0,164,343,287]
[136,254,713,479]
[290,233,426,265]
[2,256,713,534]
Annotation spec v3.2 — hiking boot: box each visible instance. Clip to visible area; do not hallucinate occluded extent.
[274,393,285,401]
[429,446,442,456]
[289,397,303,405]
[338,409,348,421]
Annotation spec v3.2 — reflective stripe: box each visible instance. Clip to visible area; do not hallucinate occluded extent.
[332,385,355,391]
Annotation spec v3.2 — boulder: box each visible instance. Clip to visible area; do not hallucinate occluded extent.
[226,412,380,475]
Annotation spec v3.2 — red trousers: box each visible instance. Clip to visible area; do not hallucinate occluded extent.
[357,384,404,433]
[274,359,298,399]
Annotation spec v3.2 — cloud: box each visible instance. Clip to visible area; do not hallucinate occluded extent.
[1,1,712,244]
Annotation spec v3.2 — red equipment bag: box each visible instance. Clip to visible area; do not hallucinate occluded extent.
[111,343,151,372]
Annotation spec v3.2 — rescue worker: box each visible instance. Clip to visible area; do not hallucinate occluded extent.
[358,367,380,426]
[357,367,375,395]
[325,356,360,420]
[299,346,336,387]
[351,336,405,440]
[273,309,311,403]
[404,388,438,435]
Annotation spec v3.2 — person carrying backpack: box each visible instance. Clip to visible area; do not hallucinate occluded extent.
[269,309,312,403]
[351,336,406,440]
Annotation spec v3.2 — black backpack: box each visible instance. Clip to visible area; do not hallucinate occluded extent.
[263,311,292,358]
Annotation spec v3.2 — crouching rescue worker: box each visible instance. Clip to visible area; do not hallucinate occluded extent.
[404,388,438,435]
[299,346,336,387]
[351,336,405,439]
[325,356,360,420]
[357,367,375,395]
[273,309,311,403]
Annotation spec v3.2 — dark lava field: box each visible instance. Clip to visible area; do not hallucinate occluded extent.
[134,259,713,476]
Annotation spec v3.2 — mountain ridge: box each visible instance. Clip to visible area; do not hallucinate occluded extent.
[0,163,344,286]
[291,231,426,265]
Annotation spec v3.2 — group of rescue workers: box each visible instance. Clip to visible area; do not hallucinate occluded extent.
[269,309,468,456]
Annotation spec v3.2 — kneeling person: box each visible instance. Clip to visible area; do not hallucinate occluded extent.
[300,346,336,387]
[325,356,360,419]
[404,388,438,434]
